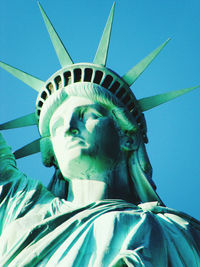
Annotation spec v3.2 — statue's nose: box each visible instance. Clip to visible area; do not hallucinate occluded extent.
[64,114,80,136]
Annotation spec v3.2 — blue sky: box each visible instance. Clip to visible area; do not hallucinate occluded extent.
[0,0,200,219]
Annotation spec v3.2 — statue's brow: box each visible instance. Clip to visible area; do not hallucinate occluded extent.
[75,104,108,116]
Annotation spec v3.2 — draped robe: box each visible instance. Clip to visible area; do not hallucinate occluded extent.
[0,134,200,266]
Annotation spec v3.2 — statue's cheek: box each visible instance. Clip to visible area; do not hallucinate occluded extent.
[85,119,100,133]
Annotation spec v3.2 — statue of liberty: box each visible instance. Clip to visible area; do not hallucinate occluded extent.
[0,3,200,266]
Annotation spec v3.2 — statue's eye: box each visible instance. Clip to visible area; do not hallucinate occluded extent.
[78,107,104,121]
[78,109,85,120]
[91,112,103,119]
[70,128,79,135]
[85,111,103,121]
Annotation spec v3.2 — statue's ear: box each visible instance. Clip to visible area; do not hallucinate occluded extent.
[120,132,139,152]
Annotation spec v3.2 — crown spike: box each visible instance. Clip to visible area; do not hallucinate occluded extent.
[0,61,44,92]
[123,39,170,87]
[0,113,37,130]
[38,2,74,67]
[139,85,200,112]
[93,2,115,66]
[14,138,41,159]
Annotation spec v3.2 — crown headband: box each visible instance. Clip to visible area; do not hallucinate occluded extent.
[0,2,199,159]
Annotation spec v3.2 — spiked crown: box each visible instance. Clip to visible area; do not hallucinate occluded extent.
[0,2,199,159]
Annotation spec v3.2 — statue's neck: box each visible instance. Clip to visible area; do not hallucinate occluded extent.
[66,161,133,206]
[67,179,108,205]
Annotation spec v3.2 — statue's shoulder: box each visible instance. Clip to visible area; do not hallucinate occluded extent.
[138,201,200,233]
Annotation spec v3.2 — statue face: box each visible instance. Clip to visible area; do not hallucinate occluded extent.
[49,96,122,180]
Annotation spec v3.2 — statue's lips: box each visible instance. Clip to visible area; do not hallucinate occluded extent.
[66,137,87,150]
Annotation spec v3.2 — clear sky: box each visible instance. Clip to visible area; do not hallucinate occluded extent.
[0,0,200,219]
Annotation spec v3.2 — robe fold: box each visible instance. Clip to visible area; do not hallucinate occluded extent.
[0,133,200,266]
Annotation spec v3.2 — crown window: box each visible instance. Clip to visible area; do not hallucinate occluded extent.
[84,68,93,82]
[101,75,113,89]
[54,75,62,89]
[116,87,126,98]
[93,70,103,84]
[109,81,120,93]
[74,69,82,83]
[64,71,72,86]
[46,82,54,94]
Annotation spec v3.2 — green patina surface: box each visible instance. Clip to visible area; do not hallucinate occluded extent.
[0,2,200,266]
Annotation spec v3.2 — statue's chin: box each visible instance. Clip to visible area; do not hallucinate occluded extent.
[59,153,118,182]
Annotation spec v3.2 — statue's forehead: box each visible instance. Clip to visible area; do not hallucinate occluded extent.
[50,96,108,125]
[58,96,93,112]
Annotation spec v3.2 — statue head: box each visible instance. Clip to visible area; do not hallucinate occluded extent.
[39,82,158,204]
[0,3,198,205]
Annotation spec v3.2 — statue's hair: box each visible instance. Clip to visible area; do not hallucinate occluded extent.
[39,82,157,203]
[39,82,138,137]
